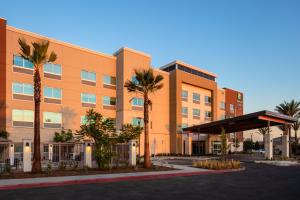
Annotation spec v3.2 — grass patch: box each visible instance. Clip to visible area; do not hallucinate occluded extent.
[193,159,241,170]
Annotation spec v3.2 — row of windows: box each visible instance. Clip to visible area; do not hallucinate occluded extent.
[181,90,211,104]
[12,109,142,128]
[182,107,212,118]
[12,110,61,124]
[13,55,116,85]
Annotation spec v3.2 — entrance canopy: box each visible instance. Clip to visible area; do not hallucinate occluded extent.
[183,110,297,134]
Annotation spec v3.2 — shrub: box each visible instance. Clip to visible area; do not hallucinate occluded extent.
[193,159,241,170]
[53,129,73,142]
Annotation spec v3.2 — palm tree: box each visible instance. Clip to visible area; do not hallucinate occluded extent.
[257,127,272,149]
[275,100,300,156]
[292,120,299,144]
[124,69,163,168]
[18,39,57,173]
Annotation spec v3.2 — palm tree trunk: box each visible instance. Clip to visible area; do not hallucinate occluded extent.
[32,67,42,173]
[295,130,298,145]
[289,126,292,157]
[143,93,151,168]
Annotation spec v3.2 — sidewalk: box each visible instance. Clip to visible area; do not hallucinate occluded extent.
[0,162,243,190]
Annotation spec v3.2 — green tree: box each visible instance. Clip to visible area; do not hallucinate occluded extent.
[243,140,254,153]
[18,39,57,173]
[118,124,142,143]
[292,120,299,144]
[275,100,300,156]
[220,127,228,160]
[53,129,73,143]
[124,68,164,168]
[76,109,116,169]
[257,127,271,148]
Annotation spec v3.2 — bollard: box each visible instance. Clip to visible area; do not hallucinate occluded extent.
[128,140,137,166]
[84,142,92,168]
[23,139,32,172]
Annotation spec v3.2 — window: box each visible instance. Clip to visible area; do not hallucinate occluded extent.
[44,87,62,99]
[237,93,242,101]
[81,93,96,104]
[220,101,225,110]
[220,115,226,120]
[205,111,212,118]
[193,93,200,103]
[132,117,143,127]
[81,116,88,125]
[193,109,200,117]
[103,96,116,106]
[182,90,188,101]
[205,96,211,104]
[230,104,235,113]
[81,70,96,82]
[13,55,33,69]
[182,123,188,129]
[43,112,62,124]
[12,109,34,122]
[103,75,116,86]
[131,76,139,84]
[182,107,188,117]
[44,63,62,75]
[12,82,33,96]
[132,97,144,106]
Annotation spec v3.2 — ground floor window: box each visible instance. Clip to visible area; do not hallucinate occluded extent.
[212,141,222,155]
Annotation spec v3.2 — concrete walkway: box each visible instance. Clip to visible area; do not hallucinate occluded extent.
[0,162,212,190]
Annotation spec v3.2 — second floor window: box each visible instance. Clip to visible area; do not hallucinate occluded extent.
[103,96,116,106]
[205,96,212,104]
[81,70,96,82]
[12,109,34,123]
[81,93,96,104]
[103,75,116,86]
[205,111,212,118]
[182,107,188,117]
[13,55,33,69]
[220,101,225,110]
[132,97,144,106]
[230,104,235,113]
[193,93,200,103]
[44,87,62,99]
[182,90,188,101]
[193,109,200,117]
[12,82,33,96]
[43,112,62,124]
[132,117,144,127]
[44,63,62,75]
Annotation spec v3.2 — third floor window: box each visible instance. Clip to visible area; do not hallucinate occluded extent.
[205,96,212,104]
[12,82,33,96]
[44,63,62,75]
[13,55,33,69]
[103,75,116,86]
[81,70,96,82]
[44,87,62,99]
[182,90,188,101]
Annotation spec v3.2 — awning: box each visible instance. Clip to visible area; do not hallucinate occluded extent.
[183,110,297,134]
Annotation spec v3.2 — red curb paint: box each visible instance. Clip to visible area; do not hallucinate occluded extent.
[0,168,245,190]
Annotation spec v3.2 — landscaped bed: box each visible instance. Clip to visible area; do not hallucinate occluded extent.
[193,159,242,170]
[0,165,174,179]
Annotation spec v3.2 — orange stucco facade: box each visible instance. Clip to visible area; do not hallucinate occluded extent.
[0,18,243,155]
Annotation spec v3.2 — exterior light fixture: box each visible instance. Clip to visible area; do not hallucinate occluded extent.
[10,144,14,147]
[87,143,91,147]
[25,142,30,147]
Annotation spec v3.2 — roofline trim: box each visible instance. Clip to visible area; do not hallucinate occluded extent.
[113,47,151,58]
[6,25,117,60]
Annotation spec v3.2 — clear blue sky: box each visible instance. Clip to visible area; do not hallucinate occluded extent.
[1,0,299,113]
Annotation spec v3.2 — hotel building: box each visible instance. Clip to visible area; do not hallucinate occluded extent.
[0,18,243,156]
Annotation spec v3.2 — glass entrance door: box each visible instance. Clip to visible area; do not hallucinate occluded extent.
[212,141,222,155]
[192,141,205,155]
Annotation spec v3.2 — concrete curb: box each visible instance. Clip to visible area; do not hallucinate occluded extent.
[0,168,245,190]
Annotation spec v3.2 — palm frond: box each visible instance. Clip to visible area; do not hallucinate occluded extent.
[18,38,31,60]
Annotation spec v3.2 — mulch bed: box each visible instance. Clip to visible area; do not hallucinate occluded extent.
[0,165,174,179]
